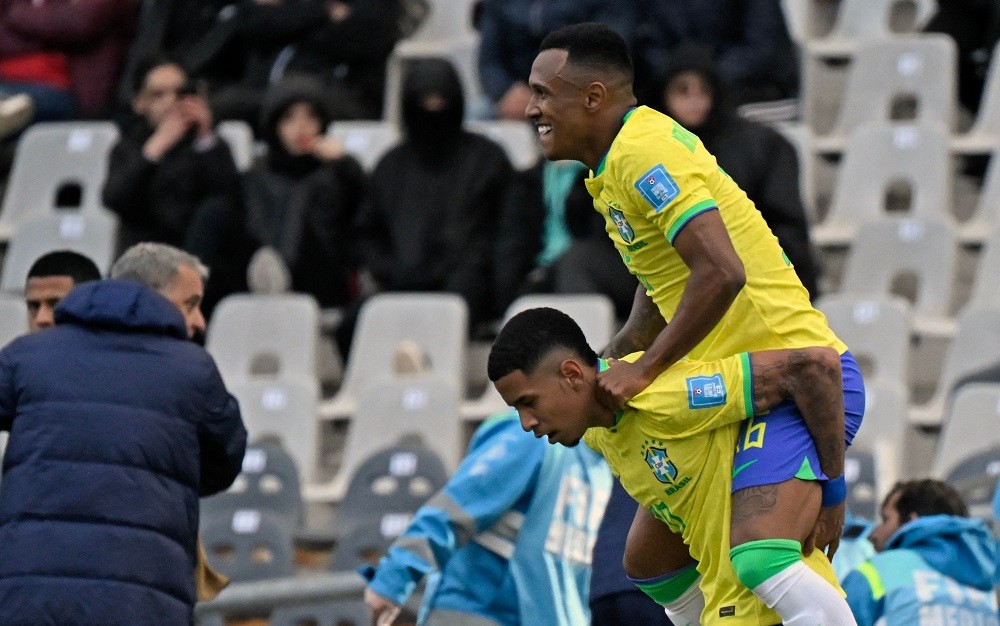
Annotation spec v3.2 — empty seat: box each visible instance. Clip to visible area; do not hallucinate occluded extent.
[0,294,28,347]
[466,120,540,171]
[201,509,295,582]
[817,295,912,382]
[806,0,939,55]
[955,156,1000,245]
[327,121,401,172]
[201,440,303,529]
[329,517,406,573]
[406,0,478,42]
[320,293,468,420]
[229,379,320,483]
[269,600,370,626]
[942,446,1000,523]
[813,123,952,246]
[216,120,255,172]
[845,449,879,521]
[838,218,958,338]
[205,293,321,384]
[0,213,118,293]
[0,121,119,240]
[852,379,909,498]
[931,384,1000,478]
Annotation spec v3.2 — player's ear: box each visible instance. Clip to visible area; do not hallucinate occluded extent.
[584,81,607,112]
[559,358,585,390]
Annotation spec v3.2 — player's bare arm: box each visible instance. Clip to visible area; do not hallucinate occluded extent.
[601,285,665,359]
[597,210,745,410]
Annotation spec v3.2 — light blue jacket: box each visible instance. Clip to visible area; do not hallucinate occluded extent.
[367,412,612,626]
[842,515,1000,626]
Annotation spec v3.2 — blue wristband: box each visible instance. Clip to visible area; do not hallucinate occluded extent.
[821,475,847,507]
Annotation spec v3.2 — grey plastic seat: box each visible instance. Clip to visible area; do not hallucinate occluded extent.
[405,0,478,42]
[966,231,1000,312]
[813,123,952,246]
[852,379,909,498]
[0,121,119,240]
[329,517,410,573]
[205,293,321,384]
[0,213,117,293]
[931,385,1000,478]
[956,157,1000,245]
[216,120,254,172]
[953,43,1000,154]
[844,449,879,521]
[839,218,958,338]
[911,309,1000,426]
[229,379,320,484]
[201,509,295,582]
[269,600,370,626]
[319,293,468,421]
[814,35,957,152]
[942,446,1000,523]
[327,121,401,172]
[0,294,28,347]
[466,120,540,171]
[817,295,912,383]
[201,440,303,529]
[806,0,939,56]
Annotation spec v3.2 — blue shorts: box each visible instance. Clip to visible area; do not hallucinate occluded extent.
[731,351,865,493]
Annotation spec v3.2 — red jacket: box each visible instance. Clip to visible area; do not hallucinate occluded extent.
[0,0,139,115]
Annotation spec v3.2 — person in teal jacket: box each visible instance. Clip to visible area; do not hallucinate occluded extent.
[842,479,1000,626]
[363,411,612,626]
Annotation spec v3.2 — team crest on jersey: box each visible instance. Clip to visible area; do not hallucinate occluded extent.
[687,374,727,409]
[645,447,678,484]
[635,164,680,213]
[608,205,635,244]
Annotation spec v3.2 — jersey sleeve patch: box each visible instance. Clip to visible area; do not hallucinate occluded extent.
[634,164,680,213]
[686,374,727,409]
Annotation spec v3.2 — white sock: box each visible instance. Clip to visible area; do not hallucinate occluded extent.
[751,561,858,625]
[662,575,705,626]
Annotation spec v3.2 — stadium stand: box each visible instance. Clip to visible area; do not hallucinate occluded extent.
[959,158,1000,246]
[269,599,369,626]
[953,42,1000,154]
[201,509,296,583]
[817,295,912,383]
[931,385,1000,479]
[215,120,256,173]
[0,294,27,346]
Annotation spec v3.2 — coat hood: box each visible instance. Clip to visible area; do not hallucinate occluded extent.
[886,514,1000,590]
[259,75,332,177]
[401,57,465,160]
[54,280,188,339]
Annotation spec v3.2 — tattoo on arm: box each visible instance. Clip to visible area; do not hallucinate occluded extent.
[732,485,779,522]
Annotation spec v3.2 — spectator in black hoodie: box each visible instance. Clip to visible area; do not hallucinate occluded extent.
[243,76,366,307]
[654,46,819,297]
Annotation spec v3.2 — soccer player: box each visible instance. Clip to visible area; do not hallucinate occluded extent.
[524,22,864,621]
[489,307,858,625]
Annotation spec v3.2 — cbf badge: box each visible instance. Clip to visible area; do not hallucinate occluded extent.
[645,447,678,485]
[608,206,635,244]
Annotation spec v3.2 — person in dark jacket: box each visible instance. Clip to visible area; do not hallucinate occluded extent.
[654,46,819,297]
[243,76,366,306]
[102,57,245,314]
[356,57,513,327]
[0,242,247,626]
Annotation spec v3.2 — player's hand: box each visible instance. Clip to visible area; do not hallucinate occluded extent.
[365,587,401,626]
[596,358,655,413]
[804,501,845,559]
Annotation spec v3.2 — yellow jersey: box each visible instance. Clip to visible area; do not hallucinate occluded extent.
[583,353,842,626]
[584,106,846,358]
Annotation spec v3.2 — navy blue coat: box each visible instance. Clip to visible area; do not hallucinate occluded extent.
[0,280,246,625]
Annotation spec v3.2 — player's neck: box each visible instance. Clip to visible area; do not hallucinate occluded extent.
[584,103,636,172]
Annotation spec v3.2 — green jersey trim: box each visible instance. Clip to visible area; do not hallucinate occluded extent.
[666,199,718,244]
[595,108,637,177]
[740,352,753,419]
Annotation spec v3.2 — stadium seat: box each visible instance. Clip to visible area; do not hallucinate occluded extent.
[0,294,27,347]
[813,35,957,152]
[838,218,958,338]
[812,123,952,246]
[817,295,912,383]
[313,376,461,502]
[845,449,879,521]
[955,157,1000,246]
[269,600,370,626]
[216,120,255,172]
[852,379,909,498]
[461,293,618,421]
[201,509,295,582]
[327,121,401,172]
[0,121,119,240]
[336,442,448,538]
[910,309,1000,426]
[201,440,303,530]
[329,518,406,573]
[229,378,321,484]
[466,120,541,171]
[383,38,482,126]
[205,293,321,384]
[953,43,1000,154]
[0,213,118,293]
[405,0,478,43]
[931,384,1000,478]
[806,0,939,55]
[319,293,468,421]
[944,446,1000,524]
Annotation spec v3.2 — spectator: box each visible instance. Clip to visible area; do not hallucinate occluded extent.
[477,0,637,120]
[0,0,139,120]
[355,58,512,328]
[23,250,101,332]
[0,242,246,625]
[654,46,819,297]
[924,0,1000,116]
[102,57,245,314]
[243,76,366,307]
[842,479,1000,626]
[636,0,799,106]
[363,410,612,626]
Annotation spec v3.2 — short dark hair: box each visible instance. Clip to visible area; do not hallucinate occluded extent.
[539,22,633,80]
[130,55,187,96]
[889,479,969,519]
[26,250,101,285]
[488,307,598,382]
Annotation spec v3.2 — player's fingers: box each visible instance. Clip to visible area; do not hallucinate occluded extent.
[803,528,816,556]
[826,535,840,560]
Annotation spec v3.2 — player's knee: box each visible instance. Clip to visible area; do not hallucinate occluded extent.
[729,539,802,591]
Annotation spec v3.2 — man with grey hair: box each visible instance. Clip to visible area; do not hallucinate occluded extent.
[0,242,246,625]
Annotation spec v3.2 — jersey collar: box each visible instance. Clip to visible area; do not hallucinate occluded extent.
[594,107,637,177]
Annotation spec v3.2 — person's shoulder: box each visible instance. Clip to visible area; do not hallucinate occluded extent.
[610,108,697,175]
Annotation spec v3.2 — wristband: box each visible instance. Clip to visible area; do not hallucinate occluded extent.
[821,474,847,507]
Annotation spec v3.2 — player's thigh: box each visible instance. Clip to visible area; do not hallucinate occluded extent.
[729,477,821,547]
[623,505,695,579]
